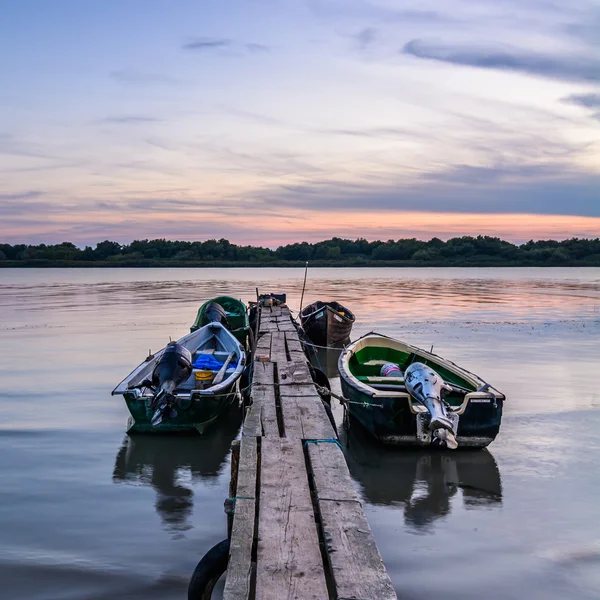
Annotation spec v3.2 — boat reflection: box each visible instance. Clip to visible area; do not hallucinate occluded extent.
[112,405,242,534]
[306,341,349,378]
[342,425,502,533]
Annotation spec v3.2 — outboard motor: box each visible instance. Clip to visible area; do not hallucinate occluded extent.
[404,362,458,449]
[150,341,193,426]
[204,302,230,329]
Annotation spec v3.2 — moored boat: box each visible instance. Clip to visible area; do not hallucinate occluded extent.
[300,300,355,346]
[113,322,245,434]
[338,333,504,448]
[191,296,250,346]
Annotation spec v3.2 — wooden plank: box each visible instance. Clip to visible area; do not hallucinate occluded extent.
[243,401,262,437]
[287,350,307,364]
[294,396,337,440]
[223,437,257,600]
[307,443,397,600]
[252,361,274,386]
[260,320,280,333]
[270,332,288,363]
[256,438,328,600]
[237,436,258,498]
[258,385,279,437]
[284,335,304,353]
[319,500,397,600]
[279,398,304,439]
[268,306,284,317]
[278,360,313,385]
[277,321,298,333]
[279,394,336,440]
[278,383,320,397]
[255,333,271,359]
[307,442,359,502]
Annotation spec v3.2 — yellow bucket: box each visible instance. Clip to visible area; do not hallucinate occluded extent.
[195,370,213,382]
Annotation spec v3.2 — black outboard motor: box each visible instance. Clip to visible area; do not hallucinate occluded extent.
[204,302,230,329]
[150,341,193,426]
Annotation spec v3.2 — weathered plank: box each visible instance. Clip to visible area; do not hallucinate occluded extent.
[270,332,288,363]
[256,438,328,600]
[255,333,272,359]
[258,385,279,437]
[243,401,262,437]
[278,383,320,397]
[278,360,313,385]
[284,334,304,353]
[287,350,307,364]
[268,306,284,317]
[223,437,257,600]
[259,320,280,333]
[306,442,359,502]
[279,392,337,440]
[277,321,298,333]
[252,361,274,385]
[307,443,397,600]
[279,398,304,439]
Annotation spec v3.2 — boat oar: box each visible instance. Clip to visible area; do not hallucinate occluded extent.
[212,352,235,386]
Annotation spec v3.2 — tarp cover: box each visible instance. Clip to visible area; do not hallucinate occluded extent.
[192,354,238,370]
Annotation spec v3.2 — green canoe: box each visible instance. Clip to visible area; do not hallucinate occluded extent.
[191,296,250,346]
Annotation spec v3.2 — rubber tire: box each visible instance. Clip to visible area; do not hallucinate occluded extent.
[188,538,230,600]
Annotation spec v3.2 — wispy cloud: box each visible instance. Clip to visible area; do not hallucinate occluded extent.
[245,43,271,53]
[272,165,600,218]
[562,93,600,109]
[0,191,44,202]
[353,27,377,51]
[402,39,600,84]
[182,37,231,51]
[100,116,163,124]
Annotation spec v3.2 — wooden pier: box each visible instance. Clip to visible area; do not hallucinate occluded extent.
[223,302,397,600]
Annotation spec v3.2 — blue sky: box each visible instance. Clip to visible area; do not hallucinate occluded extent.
[1,0,599,245]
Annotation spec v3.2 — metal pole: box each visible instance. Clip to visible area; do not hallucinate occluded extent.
[299,261,308,314]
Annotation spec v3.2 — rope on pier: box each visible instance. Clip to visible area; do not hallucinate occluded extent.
[313,384,384,409]
[224,495,254,515]
[304,438,344,451]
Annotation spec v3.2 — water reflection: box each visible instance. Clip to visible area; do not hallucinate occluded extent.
[112,406,241,534]
[306,342,347,378]
[343,425,502,533]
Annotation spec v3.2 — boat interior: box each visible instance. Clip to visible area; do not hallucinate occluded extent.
[348,344,476,407]
[303,300,355,321]
[114,323,243,397]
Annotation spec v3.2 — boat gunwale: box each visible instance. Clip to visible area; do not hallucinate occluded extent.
[338,332,504,416]
[112,322,245,397]
[300,300,356,324]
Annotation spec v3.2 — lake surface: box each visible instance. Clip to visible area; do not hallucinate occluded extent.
[1,267,599,600]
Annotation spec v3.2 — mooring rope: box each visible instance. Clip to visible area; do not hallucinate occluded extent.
[304,438,343,451]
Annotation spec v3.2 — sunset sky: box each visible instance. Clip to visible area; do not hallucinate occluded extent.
[1,0,599,246]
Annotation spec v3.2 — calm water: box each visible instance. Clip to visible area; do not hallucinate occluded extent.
[1,267,599,600]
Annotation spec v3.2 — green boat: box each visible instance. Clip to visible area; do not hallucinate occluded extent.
[112,322,246,434]
[191,296,250,346]
[338,333,504,448]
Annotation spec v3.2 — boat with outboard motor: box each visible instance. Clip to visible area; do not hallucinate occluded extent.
[338,333,504,448]
[300,300,355,346]
[112,322,245,434]
[191,296,250,346]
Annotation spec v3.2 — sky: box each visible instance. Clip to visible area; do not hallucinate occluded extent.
[0,0,599,247]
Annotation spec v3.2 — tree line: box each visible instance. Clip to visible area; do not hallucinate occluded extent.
[1,236,600,266]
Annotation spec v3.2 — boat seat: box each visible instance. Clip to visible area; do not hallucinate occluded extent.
[362,359,394,366]
[357,375,405,383]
